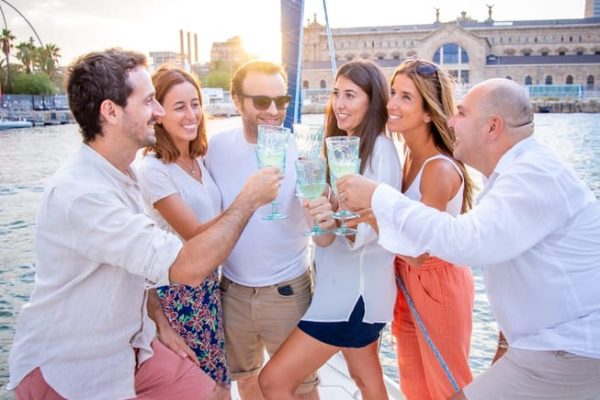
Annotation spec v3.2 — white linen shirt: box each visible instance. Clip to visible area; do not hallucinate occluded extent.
[8,144,183,399]
[303,135,402,323]
[373,137,600,358]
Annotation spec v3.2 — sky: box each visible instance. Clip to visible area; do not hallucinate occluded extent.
[4,0,587,66]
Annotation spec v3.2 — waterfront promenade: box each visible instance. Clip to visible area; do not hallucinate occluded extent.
[2,88,600,128]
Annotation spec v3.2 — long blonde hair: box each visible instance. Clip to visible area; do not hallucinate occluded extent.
[391,58,475,212]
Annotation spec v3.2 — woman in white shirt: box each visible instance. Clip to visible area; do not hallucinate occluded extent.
[259,60,401,400]
[136,66,232,398]
[387,58,475,400]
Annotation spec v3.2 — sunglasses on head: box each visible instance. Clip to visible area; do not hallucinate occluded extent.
[239,94,291,110]
[406,58,439,77]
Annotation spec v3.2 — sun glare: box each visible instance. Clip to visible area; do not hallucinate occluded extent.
[240,27,282,63]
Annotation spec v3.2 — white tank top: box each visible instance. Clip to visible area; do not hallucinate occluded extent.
[403,154,464,216]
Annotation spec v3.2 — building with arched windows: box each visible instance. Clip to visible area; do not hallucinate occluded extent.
[300,12,600,97]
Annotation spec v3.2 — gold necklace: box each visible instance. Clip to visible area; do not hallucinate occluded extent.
[177,157,196,175]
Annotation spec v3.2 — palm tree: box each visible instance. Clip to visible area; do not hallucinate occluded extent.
[15,40,35,74]
[34,43,61,79]
[0,28,16,93]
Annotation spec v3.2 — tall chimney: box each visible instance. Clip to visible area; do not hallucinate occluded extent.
[194,33,198,63]
[187,31,192,67]
[179,29,185,66]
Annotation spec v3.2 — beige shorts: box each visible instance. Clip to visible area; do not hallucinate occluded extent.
[220,270,319,394]
[464,347,600,400]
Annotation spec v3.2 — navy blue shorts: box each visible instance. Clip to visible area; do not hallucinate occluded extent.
[298,297,385,348]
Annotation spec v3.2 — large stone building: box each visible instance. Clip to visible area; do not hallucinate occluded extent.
[301,9,600,95]
[210,35,251,68]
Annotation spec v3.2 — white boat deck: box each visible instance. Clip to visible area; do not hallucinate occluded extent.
[231,352,404,399]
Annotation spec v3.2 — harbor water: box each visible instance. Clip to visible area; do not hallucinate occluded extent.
[1,113,599,398]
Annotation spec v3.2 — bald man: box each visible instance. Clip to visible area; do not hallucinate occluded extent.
[337,78,600,399]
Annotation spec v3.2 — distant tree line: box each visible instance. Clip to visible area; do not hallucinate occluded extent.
[200,60,246,90]
[0,28,62,95]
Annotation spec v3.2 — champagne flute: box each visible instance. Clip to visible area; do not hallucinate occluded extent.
[256,125,291,220]
[295,158,331,236]
[326,136,360,236]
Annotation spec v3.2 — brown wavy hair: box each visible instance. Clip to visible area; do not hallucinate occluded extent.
[66,48,146,143]
[325,60,389,174]
[391,58,474,212]
[144,65,207,161]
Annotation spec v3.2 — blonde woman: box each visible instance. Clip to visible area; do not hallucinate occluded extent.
[387,58,475,400]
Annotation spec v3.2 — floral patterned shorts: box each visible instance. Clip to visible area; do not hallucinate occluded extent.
[157,271,230,386]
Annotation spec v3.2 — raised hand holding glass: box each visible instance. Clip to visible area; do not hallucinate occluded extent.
[295,158,331,236]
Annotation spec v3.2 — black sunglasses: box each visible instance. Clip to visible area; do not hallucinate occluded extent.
[406,58,439,77]
[239,94,291,110]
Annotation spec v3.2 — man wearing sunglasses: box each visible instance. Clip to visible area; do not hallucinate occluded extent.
[204,61,319,400]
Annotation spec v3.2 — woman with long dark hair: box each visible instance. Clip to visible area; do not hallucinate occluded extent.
[259,60,402,400]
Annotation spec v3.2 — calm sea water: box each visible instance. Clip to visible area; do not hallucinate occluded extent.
[0,113,598,398]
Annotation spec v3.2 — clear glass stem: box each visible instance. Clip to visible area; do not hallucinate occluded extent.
[263,201,287,220]
[333,214,358,236]
[271,201,279,215]
[305,220,331,236]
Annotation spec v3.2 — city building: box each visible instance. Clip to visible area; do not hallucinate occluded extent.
[150,31,200,71]
[210,35,251,69]
[586,0,600,17]
[149,51,185,69]
[301,8,600,97]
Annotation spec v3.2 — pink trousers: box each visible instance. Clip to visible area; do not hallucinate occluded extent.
[14,340,215,400]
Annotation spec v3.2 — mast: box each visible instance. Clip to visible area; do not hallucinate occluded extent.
[280,0,304,128]
[0,0,44,47]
